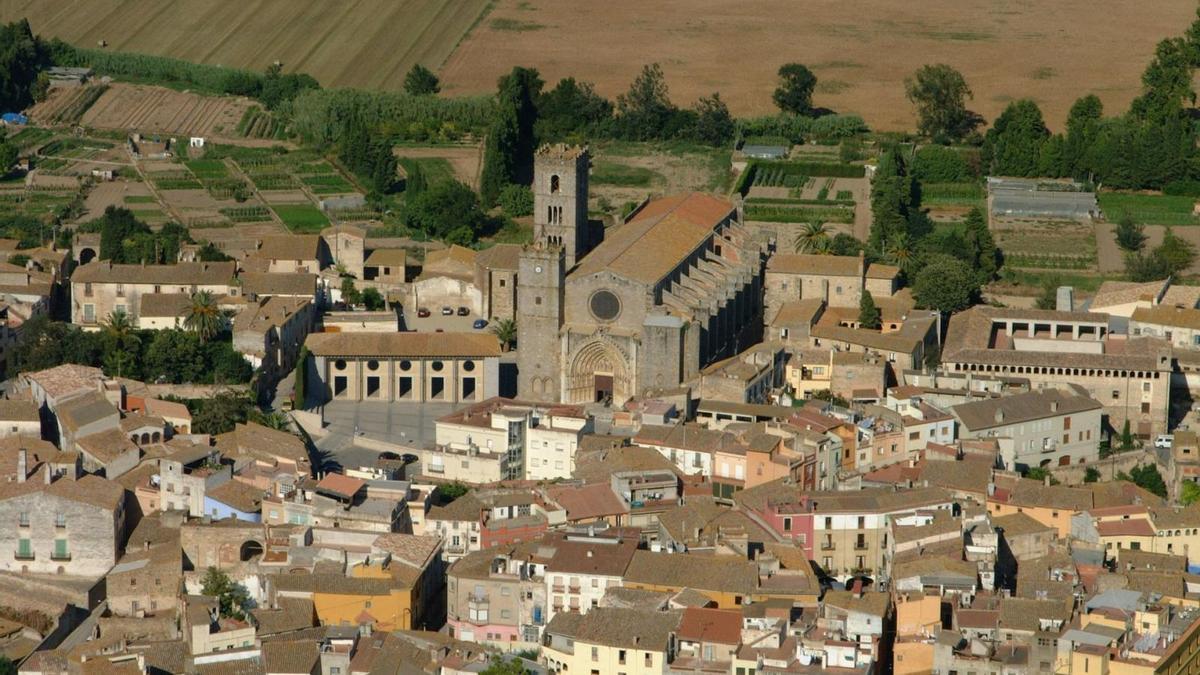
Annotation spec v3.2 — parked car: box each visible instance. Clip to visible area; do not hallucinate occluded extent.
[441,306,453,316]
[1155,434,1174,449]
[457,306,470,316]
[417,307,431,318]
[473,319,488,330]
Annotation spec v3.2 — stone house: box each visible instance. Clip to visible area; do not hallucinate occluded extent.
[0,449,125,577]
[250,235,332,275]
[362,248,408,285]
[474,244,520,323]
[321,224,366,279]
[70,261,239,328]
[232,296,315,389]
[0,399,41,438]
[952,388,1103,471]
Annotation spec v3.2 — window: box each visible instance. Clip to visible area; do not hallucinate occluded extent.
[1112,390,1120,400]
[618,650,627,665]
[17,512,28,527]
[83,304,95,322]
[824,517,832,529]
[857,516,865,529]
[1064,416,1071,430]
[783,517,792,532]
[1141,402,1151,414]
[15,538,31,559]
[591,647,599,661]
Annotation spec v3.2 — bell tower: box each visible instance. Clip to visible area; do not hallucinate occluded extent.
[516,243,565,403]
[533,144,590,268]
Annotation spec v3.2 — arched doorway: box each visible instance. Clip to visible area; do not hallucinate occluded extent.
[79,247,96,265]
[566,339,631,404]
[239,540,263,561]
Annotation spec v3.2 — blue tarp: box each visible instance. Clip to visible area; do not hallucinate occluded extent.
[1,113,28,125]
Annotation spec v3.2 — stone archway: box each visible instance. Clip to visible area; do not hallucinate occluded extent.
[565,339,632,405]
[239,540,264,561]
[79,247,96,265]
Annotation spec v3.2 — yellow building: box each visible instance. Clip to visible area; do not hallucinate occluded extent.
[543,607,681,675]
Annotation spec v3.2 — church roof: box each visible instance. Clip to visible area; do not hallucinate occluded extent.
[573,193,733,285]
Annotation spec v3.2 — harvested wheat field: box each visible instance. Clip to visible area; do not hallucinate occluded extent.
[440,0,1197,130]
[80,84,251,138]
[2,0,492,92]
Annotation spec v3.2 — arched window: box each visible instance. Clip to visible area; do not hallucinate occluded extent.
[551,175,560,193]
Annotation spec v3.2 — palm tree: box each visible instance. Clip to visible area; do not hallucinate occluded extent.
[184,290,222,343]
[884,233,914,273]
[492,318,517,352]
[811,236,834,255]
[793,222,831,253]
[102,309,139,378]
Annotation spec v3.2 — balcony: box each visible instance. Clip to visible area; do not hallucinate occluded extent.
[854,542,869,551]
[552,583,565,593]
[51,552,71,562]
[567,585,581,594]
[821,542,836,551]
[14,549,34,561]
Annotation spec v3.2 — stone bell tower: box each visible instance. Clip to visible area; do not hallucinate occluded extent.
[516,242,565,403]
[533,144,590,268]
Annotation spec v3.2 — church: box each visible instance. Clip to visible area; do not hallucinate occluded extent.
[517,144,769,405]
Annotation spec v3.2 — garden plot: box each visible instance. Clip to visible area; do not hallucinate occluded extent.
[992,219,1097,272]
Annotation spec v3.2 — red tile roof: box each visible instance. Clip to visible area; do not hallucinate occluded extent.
[316,473,366,499]
[1097,519,1155,537]
[677,606,742,645]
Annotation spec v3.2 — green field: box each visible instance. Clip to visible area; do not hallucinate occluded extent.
[590,162,660,188]
[273,204,329,232]
[1098,192,1200,226]
[124,195,158,204]
[185,159,230,179]
[300,174,356,195]
[399,157,455,187]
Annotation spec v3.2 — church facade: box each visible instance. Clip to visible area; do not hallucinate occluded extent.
[518,144,768,406]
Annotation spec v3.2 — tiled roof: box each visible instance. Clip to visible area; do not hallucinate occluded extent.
[23,363,105,401]
[545,483,627,521]
[677,607,742,645]
[1088,279,1168,309]
[305,331,501,358]
[1132,304,1200,330]
[953,388,1101,432]
[57,391,119,432]
[573,192,734,284]
[624,550,758,595]
[256,235,322,262]
[315,472,365,499]
[993,512,1053,537]
[0,398,38,422]
[771,299,824,328]
[364,248,407,267]
[1097,519,1155,537]
[207,480,264,513]
[238,272,317,298]
[545,606,681,650]
[0,473,123,510]
[73,261,236,285]
[261,639,319,674]
[823,590,891,617]
[137,293,190,318]
[767,253,863,277]
[476,243,522,271]
[76,428,139,463]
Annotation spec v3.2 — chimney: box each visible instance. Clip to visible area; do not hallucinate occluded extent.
[1050,400,1059,413]
[994,409,1005,424]
[43,464,51,485]
[852,578,864,598]
[16,449,26,483]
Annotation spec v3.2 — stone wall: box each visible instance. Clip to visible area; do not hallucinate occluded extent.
[1049,449,1158,486]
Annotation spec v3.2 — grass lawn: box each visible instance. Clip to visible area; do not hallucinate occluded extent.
[590,161,660,187]
[273,203,330,232]
[399,157,455,186]
[922,181,985,204]
[124,195,158,204]
[1098,192,1200,226]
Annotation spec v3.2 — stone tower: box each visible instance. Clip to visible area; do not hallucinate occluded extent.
[533,144,590,268]
[517,243,565,403]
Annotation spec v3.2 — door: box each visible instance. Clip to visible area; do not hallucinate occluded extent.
[594,374,614,402]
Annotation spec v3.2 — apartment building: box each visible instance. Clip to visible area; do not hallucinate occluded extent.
[70,261,238,328]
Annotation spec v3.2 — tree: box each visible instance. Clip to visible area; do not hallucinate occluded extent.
[829,233,864,256]
[340,277,362,305]
[101,309,140,379]
[1025,467,1059,485]
[1156,227,1195,274]
[773,63,817,115]
[1120,419,1135,450]
[1034,277,1061,310]
[1123,464,1168,499]
[480,656,529,675]
[1115,212,1147,252]
[434,481,470,505]
[201,567,251,619]
[193,392,254,435]
[0,141,17,177]
[982,99,1049,177]
[498,184,534,217]
[292,346,309,408]
[912,254,980,314]
[361,287,385,311]
[404,180,488,243]
[197,242,234,262]
[1180,480,1200,505]
[144,330,205,383]
[184,291,223,343]
[0,20,49,111]
[480,66,543,205]
[535,77,613,140]
[962,207,998,283]
[904,64,979,141]
[690,93,734,146]
[858,290,881,330]
[1062,95,1104,178]
[492,318,517,352]
[812,389,850,408]
[793,222,831,253]
[615,63,679,141]
[1084,467,1101,483]
[403,64,440,95]
[1125,251,1172,282]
